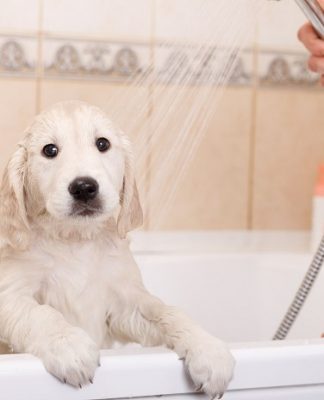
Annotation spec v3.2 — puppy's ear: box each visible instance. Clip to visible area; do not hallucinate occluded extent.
[0,144,30,252]
[117,139,143,239]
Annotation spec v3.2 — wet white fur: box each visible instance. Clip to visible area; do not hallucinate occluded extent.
[0,101,235,397]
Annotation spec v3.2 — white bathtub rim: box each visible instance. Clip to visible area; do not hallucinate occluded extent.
[0,339,324,400]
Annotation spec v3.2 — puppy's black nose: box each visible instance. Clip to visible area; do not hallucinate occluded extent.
[68,177,99,202]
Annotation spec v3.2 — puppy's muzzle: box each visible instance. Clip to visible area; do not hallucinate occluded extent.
[69,177,99,202]
[68,177,102,217]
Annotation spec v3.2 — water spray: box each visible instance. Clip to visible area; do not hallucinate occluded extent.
[273,0,324,340]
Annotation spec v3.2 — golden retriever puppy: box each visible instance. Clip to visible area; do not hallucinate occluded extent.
[0,101,234,398]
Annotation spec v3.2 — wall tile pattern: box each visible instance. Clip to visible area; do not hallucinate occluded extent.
[0,0,323,230]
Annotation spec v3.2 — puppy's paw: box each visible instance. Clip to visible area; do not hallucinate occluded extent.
[184,336,235,399]
[32,327,99,387]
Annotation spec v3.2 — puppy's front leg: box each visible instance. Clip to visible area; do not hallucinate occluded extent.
[111,291,235,398]
[0,296,99,386]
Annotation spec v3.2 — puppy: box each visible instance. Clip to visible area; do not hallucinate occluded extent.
[0,101,235,398]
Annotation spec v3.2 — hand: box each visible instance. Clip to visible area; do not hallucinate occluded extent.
[298,0,324,86]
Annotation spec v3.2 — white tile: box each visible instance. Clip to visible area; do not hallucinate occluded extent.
[257,0,307,51]
[0,0,39,33]
[155,0,257,47]
[43,0,152,41]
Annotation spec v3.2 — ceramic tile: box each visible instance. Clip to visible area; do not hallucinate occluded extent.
[43,0,152,41]
[257,0,307,51]
[0,0,39,34]
[148,86,252,229]
[155,0,256,47]
[0,79,37,173]
[42,37,151,81]
[253,89,324,229]
[0,36,37,77]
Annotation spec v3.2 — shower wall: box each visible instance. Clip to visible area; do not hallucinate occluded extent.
[0,0,323,230]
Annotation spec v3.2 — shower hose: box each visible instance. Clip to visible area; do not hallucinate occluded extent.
[271,1,324,339]
[273,234,324,340]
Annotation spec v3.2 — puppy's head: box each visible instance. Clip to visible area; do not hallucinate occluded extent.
[0,101,143,249]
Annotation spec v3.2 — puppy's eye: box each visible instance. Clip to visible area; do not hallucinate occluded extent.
[96,137,110,152]
[42,144,59,158]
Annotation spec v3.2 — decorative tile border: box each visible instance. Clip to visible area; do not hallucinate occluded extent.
[258,50,318,87]
[0,36,37,76]
[154,44,253,86]
[42,37,151,81]
[0,34,319,88]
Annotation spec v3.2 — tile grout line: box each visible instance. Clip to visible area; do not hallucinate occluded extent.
[145,0,156,231]
[246,28,259,230]
[35,0,44,114]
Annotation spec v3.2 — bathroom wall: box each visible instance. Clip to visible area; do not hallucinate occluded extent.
[0,0,323,230]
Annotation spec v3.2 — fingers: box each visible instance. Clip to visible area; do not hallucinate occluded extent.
[298,23,324,56]
[318,0,324,10]
[308,55,324,73]
[320,75,324,87]
[299,1,324,83]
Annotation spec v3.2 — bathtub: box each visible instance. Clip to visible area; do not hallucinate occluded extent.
[1,231,324,399]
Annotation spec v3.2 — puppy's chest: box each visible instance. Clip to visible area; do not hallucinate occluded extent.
[35,242,127,337]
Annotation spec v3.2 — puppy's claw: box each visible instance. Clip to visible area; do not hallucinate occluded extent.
[178,357,185,361]
[63,378,67,384]
[211,394,224,400]
[79,384,82,389]
[89,378,93,384]
[195,384,203,392]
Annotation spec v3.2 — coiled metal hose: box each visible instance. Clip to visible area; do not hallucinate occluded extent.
[273,235,324,340]
[266,0,324,340]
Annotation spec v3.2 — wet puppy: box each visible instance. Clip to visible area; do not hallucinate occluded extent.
[0,101,235,398]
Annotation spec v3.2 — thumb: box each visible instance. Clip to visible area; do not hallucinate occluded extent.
[318,0,324,11]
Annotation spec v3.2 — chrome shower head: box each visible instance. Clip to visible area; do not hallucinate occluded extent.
[295,0,324,38]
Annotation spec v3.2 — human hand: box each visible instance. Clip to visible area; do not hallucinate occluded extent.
[297,0,324,85]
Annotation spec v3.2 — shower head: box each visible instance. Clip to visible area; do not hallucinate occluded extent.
[270,0,324,38]
[295,0,324,38]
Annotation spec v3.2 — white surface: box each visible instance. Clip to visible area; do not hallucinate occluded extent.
[0,341,324,400]
[130,230,311,253]
[0,0,308,52]
[0,0,39,34]
[257,0,306,51]
[136,250,324,342]
[42,0,152,41]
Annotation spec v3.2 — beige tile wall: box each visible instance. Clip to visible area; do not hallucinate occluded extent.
[0,0,323,231]
[253,89,324,230]
[148,87,253,229]
[0,78,37,172]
